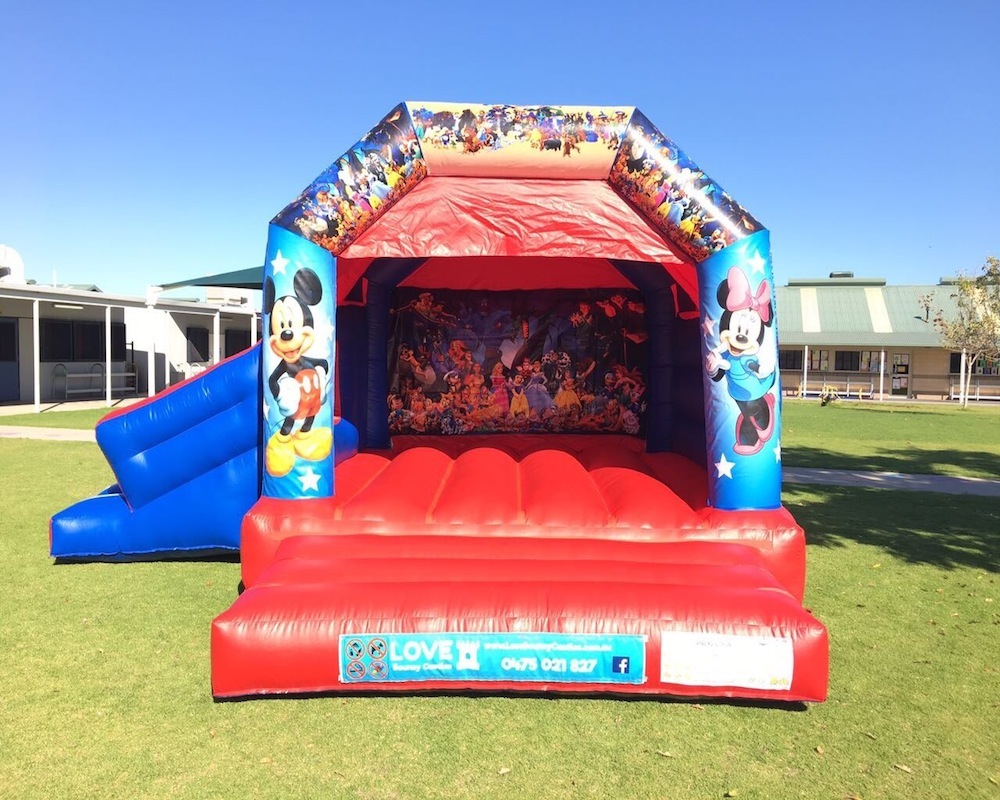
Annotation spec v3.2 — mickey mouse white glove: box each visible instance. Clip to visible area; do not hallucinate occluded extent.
[276,374,301,417]
[314,365,327,401]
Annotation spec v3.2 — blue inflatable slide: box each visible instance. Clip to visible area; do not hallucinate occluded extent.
[50,343,358,561]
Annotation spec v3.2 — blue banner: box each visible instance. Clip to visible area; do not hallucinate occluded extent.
[339,632,647,686]
[261,224,336,499]
[698,229,782,509]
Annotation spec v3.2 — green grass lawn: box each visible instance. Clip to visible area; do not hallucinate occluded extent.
[1,437,998,799]
[782,399,1000,479]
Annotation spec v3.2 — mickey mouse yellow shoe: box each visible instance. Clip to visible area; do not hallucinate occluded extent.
[265,432,297,476]
[293,426,332,461]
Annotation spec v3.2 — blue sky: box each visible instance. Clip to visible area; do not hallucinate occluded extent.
[3,0,997,299]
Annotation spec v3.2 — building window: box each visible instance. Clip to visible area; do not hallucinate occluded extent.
[74,321,103,360]
[41,320,73,361]
[859,350,881,372]
[0,319,16,362]
[40,319,128,362]
[224,328,251,359]
[949,353,1000,375]
[111,322,127,361]
[809,349,829,372]
[778,349,803,371]
[835,351,861,371]
[186,326,210,362]
[974,356,999,375]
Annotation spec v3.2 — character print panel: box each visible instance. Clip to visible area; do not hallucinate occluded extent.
[387,288,649,436]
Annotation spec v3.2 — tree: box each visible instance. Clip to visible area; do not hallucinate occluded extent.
[934,256,1000,407]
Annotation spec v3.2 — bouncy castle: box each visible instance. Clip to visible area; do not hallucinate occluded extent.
[52,102,828,702]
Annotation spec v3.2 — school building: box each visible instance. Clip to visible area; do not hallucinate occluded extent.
[776,273,999,401]
[0,273,260,410]
[2,249,996,409]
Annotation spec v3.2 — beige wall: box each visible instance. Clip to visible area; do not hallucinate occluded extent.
[908,348,952,398]
[778,344,973,400]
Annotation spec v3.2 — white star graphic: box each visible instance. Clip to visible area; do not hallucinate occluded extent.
[773,445,782,463]
[747,251,767,276]
[715,454,735,479]
[702,316,716,338]
[299,467,321,492]
[271,251,290,275]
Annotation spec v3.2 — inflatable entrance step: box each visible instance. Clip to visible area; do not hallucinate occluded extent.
[244,533,778,590]
[212,561,828,702]
[250,555,786,592]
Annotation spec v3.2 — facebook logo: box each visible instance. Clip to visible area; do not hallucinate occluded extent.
[612,656,630,675]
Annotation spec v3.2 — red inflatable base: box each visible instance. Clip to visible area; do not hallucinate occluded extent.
[216,437,827,702]
[212,535,828,702]
[239,437,808,599]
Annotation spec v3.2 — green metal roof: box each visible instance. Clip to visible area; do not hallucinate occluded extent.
[777,286,803,334]
[776,283,958,348]
[818,287,875,333]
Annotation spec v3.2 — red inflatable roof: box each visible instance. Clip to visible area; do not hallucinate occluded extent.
[271,101,764,306]
[336,177,696,305]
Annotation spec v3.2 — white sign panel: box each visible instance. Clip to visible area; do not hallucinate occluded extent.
[660,631,794,691]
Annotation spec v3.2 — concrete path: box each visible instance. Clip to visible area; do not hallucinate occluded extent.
[783,467,1000,497]
[0,398,141,416]
[0,425,96,442]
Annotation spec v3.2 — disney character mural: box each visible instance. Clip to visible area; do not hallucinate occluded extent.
[271,103,428,258]
[387,288,648,436]
[264,267,332,477]
[706,266,776,456]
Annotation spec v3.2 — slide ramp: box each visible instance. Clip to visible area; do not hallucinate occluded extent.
[50,345,262,560]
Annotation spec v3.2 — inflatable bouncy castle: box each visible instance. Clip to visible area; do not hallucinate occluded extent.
[52,102,828,702]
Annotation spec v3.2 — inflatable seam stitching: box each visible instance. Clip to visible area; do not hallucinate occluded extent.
[336,456,395,519]
[514,460,525,524]
[425,460,455,524]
